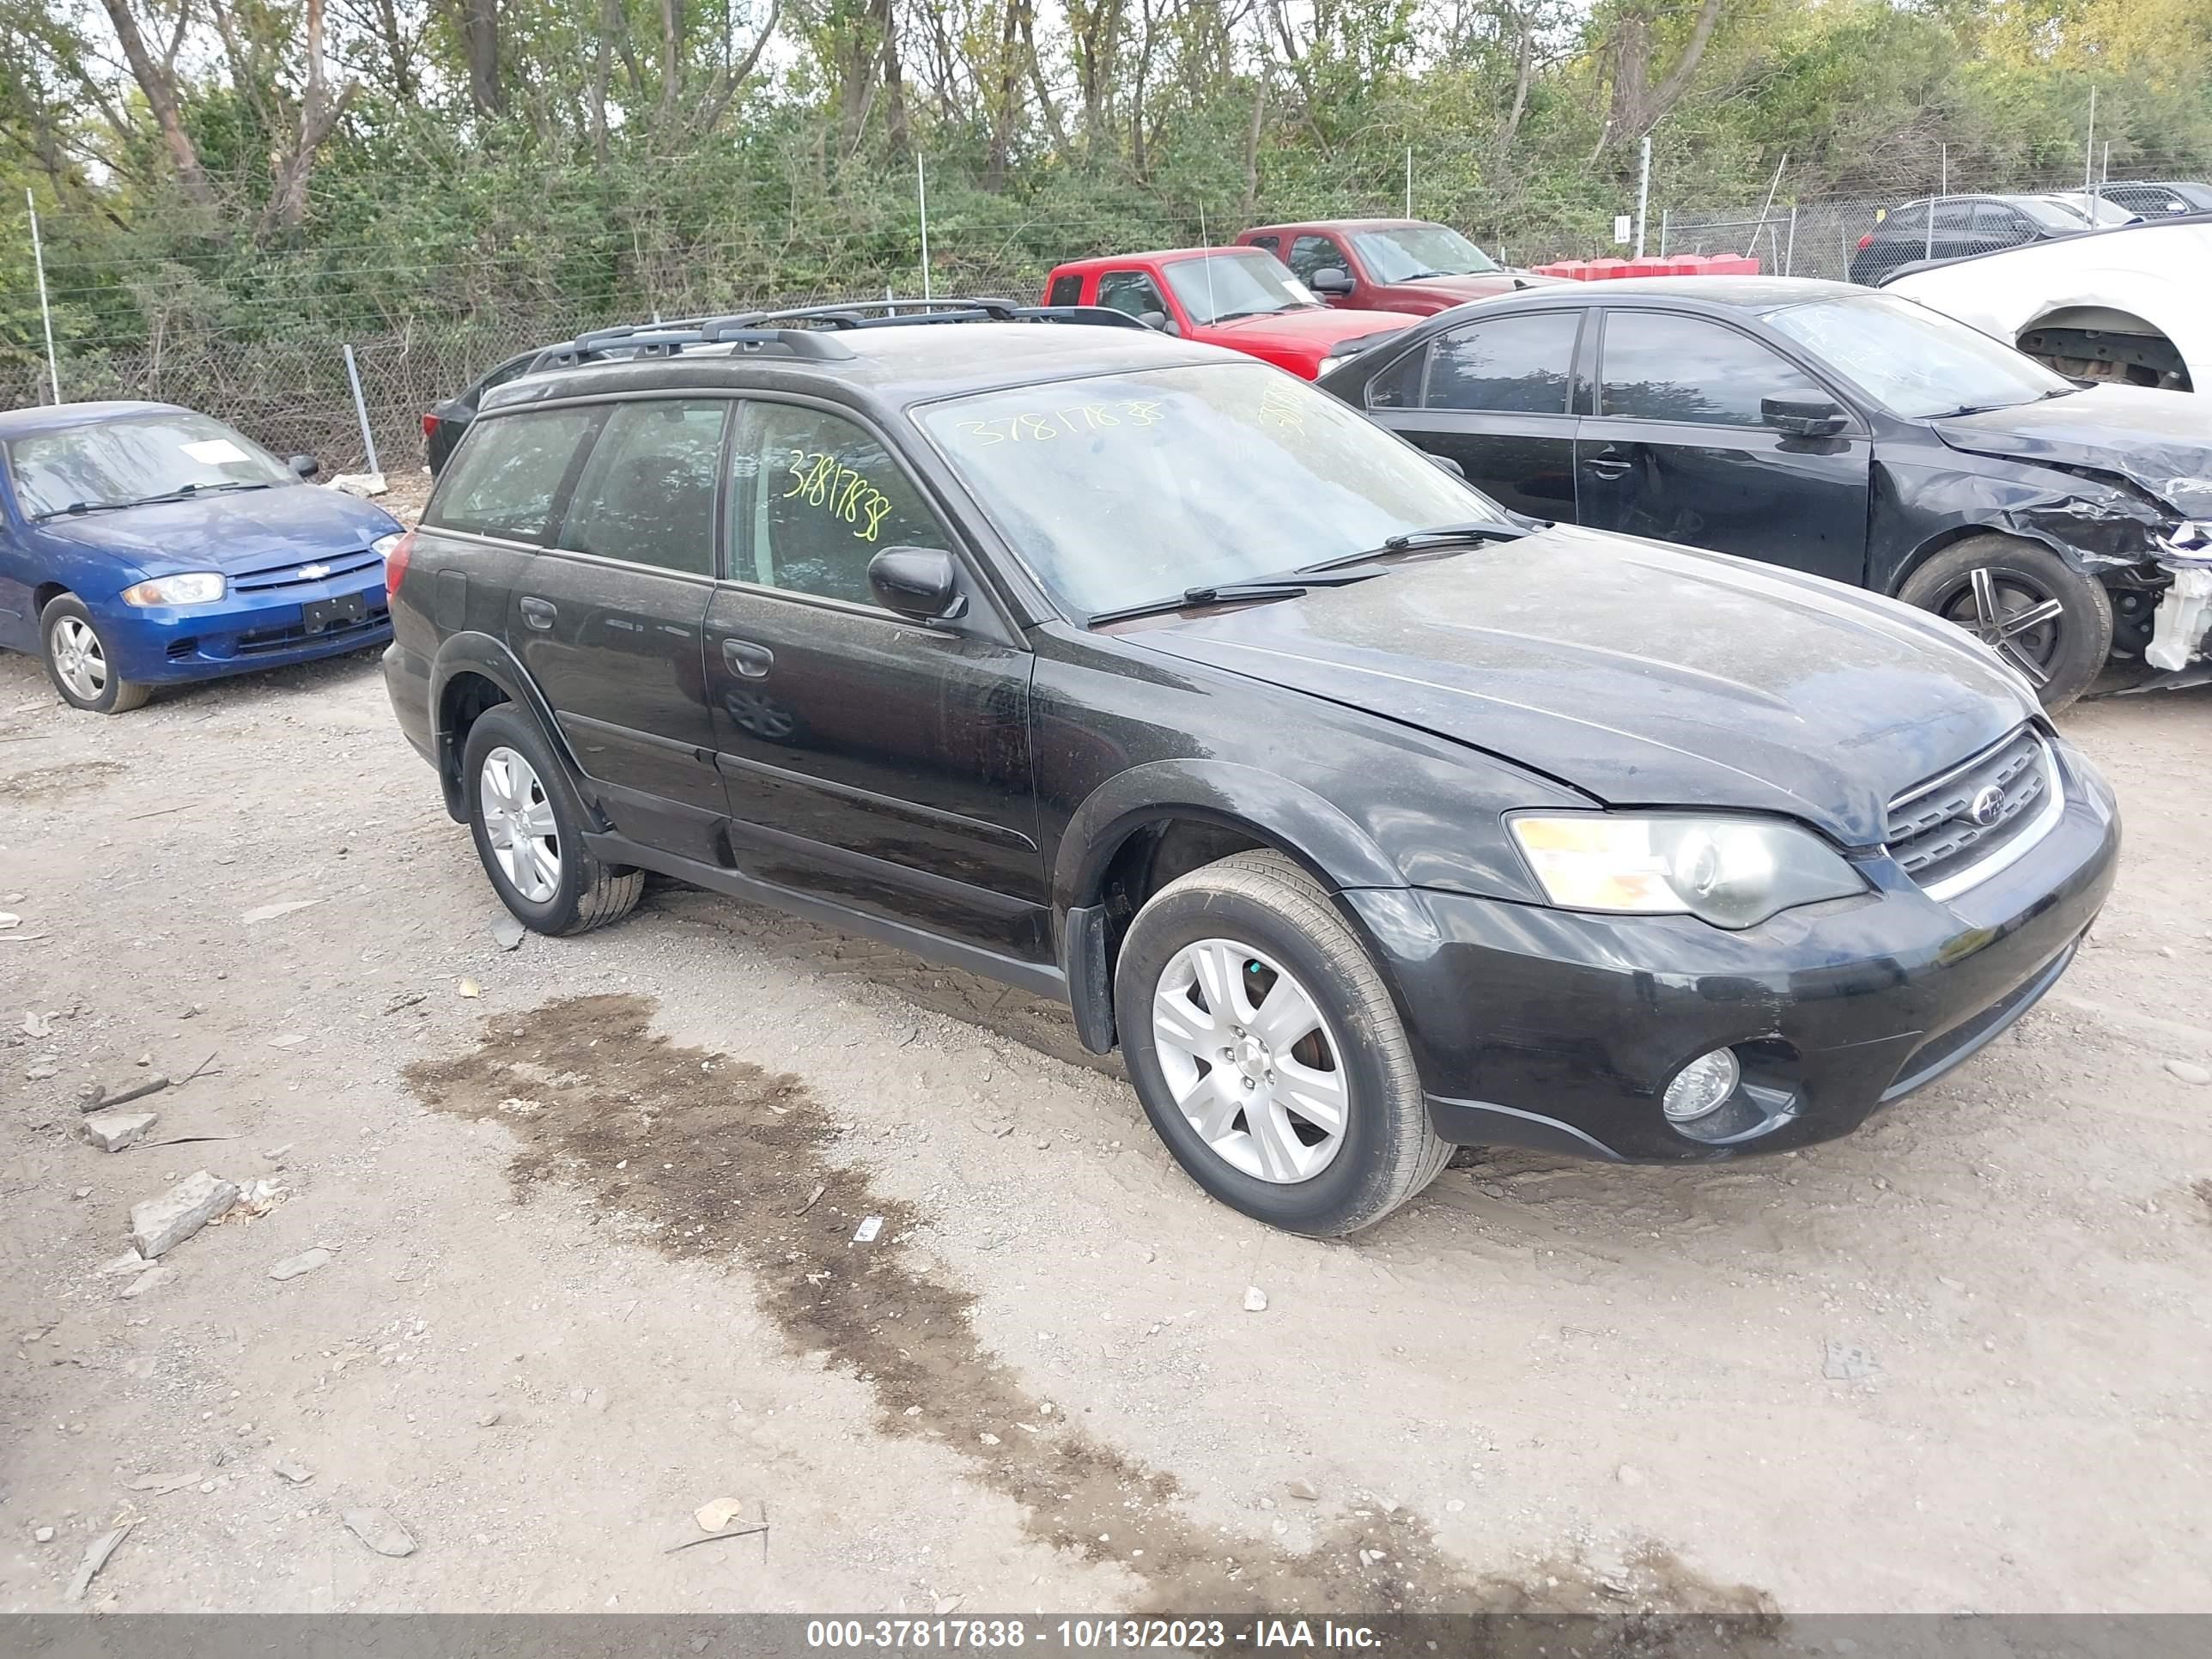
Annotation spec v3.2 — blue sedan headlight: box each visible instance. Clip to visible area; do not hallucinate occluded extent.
[372,532,404,561]
[119,573,226,606]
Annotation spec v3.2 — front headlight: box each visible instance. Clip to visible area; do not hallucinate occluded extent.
[371,532,405,560]
[119,572,226,606]
[1316,355,1350,379]
[1509,813,1865,929]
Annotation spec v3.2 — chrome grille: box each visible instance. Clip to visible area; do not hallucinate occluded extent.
[1885,727,2055,894]
[229,549,382,592]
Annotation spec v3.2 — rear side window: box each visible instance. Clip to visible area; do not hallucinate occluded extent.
[1426,313,1577,414]
[1597,312,1826,428]
[556,399,727,575]
[1248,234,1280,255]
[1365,347,1427,409]
[1047,274,1084,307]
[426,408,599,544]
[733,404,951,606]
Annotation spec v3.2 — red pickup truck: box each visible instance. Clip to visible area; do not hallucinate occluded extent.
[1233,218,1553,316]
[1040,246,1417,379]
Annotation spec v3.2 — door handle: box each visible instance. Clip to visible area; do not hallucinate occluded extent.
[721,636,774,678]
[519,596,557,630]
[1582,454,1632,479]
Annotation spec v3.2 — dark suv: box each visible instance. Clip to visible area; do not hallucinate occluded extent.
[382,300,2116,1236]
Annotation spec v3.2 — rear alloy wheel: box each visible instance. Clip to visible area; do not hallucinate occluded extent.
[40,595,150,714]
[1897,534,2112,711]
[1115,850,1450,1235]
[461,704,643,936]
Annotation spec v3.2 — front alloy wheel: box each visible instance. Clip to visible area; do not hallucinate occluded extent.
[1152,939,1350,1183]
[40,595,150,714]
[1897,533,2112,710]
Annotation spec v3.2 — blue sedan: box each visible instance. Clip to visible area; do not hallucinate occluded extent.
[0,401,406,712]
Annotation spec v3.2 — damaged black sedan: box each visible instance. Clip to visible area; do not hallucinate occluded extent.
[1321,277,2212,707]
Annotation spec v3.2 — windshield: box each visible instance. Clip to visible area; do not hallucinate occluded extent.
[2009,196,2090,232]
[8,411,291,518]
[1162,252,1320,325]
[916,362,1500,617]
[1764,293,2071,419]
[1352,224,1501,281]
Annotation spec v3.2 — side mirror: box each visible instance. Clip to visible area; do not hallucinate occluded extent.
[1138,309,1178,336]
[868,546,967,623]
[288,453,321,478]
[1310,266,1355,296]
[1761,398,1850,439]
[1426,453,1467,480]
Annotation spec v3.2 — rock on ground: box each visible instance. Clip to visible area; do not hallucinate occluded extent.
[129,1170,240,1258]
[80,1109,158,1152]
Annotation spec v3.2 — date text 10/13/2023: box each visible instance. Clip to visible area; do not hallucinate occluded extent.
[803,1619,1386,1650]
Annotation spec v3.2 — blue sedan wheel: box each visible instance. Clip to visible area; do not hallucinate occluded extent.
[40,596,150,714]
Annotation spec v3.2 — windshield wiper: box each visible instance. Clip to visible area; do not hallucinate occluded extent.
[1206,307,1284,325]
[1297,520,1532,574]
[33,500,132,520]
[1087,567,1391,627]
[121,480,273,507]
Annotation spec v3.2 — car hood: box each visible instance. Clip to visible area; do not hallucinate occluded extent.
[1208,307,1415,352]
[1129,526,2033,847]
[1367,273,1561,309]
[1930,386,2212,518]
[35,484,404,575]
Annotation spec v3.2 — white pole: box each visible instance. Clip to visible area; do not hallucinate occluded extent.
[915,155,932,301]
[1405,146,1413,219]
[27,190,60,404]
[1633,134,1652,258]
[1746,150,1788,258]
[1784,204,1798,276]
[2083,86,2096,197]
[1199,203,1216,319]
[343,344,380,477]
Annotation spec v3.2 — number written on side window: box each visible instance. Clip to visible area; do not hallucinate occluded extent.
[1597,313,1826,428]
[732,405,951,606]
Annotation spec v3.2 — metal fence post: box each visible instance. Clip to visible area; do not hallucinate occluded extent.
[1784,205,1797,276]
[342,344,380,477]
[1659,207,1669,257]
[26,190,60,404]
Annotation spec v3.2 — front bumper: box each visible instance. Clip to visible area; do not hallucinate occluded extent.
[1346,738,2119,1162]
[99,575,391,684]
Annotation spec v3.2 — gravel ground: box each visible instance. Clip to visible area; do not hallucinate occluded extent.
[1,633,2208,1616]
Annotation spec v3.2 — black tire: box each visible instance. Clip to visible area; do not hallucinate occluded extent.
[1896,533,2113,712]
[461,704,643,936]
[1114,849,1449,1236]
[40,595,151,714]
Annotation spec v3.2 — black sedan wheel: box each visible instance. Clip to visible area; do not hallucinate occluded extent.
[1897,534,2112,710]
[1115,850,1451,1236]
[40,595,150,714]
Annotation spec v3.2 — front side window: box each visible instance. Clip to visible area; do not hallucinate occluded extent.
[8,411,292,520]
[424,407,601,544]
[1350,223,1501,282]
[1597,312,1826,428]
[1426,313,1577,414]
[1096,270,1168,321]
[1764,292,2070,419]
[915,362,1495,617]
[734,404,950,606]
[1161,252,1319,325]
[556,399,727,575]
[1970,203,2029,241]
[1286,234,1349,283]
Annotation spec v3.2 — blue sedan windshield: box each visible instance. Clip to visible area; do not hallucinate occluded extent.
[9,412,291,519]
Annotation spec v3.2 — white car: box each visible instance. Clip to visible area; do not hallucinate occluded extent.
[1884,218,2210,395]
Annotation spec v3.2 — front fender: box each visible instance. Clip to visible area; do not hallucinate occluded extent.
[1051,758,1407,915]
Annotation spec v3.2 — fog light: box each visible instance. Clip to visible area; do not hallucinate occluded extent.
[1662,1048,1741,1123]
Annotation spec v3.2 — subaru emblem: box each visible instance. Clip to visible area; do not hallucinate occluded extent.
[298,562,331,581]
[1967,785,2004,827]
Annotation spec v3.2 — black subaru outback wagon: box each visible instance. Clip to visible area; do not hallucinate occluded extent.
[383,300,2117,1236]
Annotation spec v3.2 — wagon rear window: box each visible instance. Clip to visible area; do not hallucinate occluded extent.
[428,408,600,544]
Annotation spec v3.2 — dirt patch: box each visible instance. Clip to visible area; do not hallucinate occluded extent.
[2,758,127,800]
[406,993,1776,1618]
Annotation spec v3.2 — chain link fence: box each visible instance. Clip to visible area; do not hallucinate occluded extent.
[3,155,2206,475]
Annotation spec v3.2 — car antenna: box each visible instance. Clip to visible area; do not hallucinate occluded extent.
[1200,204,1216,322]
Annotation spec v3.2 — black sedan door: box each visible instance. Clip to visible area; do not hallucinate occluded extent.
[1361,308,1583,521]
[703,398,1048,966]
[1575,308,1872,586]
